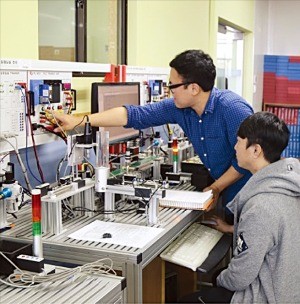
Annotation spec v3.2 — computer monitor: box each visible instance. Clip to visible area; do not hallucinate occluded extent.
[91,82,140,143]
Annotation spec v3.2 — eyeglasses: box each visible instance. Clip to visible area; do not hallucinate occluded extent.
[167,82,192,93]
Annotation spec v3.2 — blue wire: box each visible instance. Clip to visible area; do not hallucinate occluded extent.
[17,85,42,184]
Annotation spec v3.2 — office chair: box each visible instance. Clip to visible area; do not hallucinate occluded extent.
[178,233,233,303]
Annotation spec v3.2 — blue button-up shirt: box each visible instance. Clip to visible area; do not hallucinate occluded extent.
[124,87,254,205]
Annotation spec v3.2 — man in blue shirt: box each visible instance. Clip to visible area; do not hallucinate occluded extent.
[53,50,253,220]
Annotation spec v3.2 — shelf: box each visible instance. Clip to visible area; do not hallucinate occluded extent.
[264,103,300,109]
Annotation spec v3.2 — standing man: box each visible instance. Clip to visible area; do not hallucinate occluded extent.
[53,50,253,217]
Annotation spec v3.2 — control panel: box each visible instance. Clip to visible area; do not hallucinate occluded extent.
[0,63,74,153]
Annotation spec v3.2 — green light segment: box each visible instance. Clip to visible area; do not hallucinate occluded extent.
[32,222,42,235]
[173,154,178,162]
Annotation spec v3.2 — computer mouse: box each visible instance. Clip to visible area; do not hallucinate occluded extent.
[102,233,112,238]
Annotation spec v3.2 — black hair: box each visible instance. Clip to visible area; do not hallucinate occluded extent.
[238,111,290,163]
[169,49,216,92]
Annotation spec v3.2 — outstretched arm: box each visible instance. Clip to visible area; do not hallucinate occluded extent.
[52,107,128,132]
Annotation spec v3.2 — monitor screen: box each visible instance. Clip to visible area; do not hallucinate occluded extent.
[91,82,140,143]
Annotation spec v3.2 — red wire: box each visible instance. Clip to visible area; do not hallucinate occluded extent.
[25,89,45,183]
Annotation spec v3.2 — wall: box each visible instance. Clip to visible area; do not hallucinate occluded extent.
[0,0,38,58]
[127,0,210,67]
[127,0,255,103]
[72,77,103,114]
[253,0,269,112]
[0,0,255,70]
[268,0,300,55]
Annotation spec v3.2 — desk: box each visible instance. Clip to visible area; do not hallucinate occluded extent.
[0,268,125,303]
[1,204,201,303]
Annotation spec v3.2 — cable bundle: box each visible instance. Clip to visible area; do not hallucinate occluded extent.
[0,251,116,289]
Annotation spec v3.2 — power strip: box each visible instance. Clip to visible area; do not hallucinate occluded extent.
[17,254,45,273]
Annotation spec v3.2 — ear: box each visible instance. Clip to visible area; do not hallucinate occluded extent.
[190,83,201,95]
[253,144,263,158]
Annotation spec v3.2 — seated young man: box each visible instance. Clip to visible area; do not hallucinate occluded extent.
[185,112,300,303]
